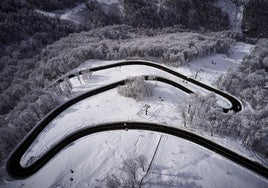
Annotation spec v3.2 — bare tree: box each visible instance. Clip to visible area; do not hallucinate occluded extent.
[106,175,121,188]
[136,155,147,172]
[121,159,138,187]
[106,155,148,188]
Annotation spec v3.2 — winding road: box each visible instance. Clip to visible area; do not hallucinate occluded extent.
[7,122,268,179]
[6,60,267,181]
[53,60,242,112]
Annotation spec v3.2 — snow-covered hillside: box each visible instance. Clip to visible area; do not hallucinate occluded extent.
[1,0,268,187]
[35,3,87,24]
[4,131,268,187]
[19,42,257,167]
[3,42,267,188]
[97,0,120,5]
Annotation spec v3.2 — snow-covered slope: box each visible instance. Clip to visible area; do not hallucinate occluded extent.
[60,3,87,24]
[177,42,253,85]
[3,42,265,188]
[20,42,253,167]
[35,3,87,24]
[97,0,120,5]
[3,131,268,187]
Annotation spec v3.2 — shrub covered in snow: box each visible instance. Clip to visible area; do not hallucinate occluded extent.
[118,76,154,100]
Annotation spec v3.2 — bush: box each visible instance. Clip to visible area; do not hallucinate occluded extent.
[118,77,154,100]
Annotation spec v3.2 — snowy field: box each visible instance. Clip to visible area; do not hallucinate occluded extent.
[35,0,122,24]
[4,42,267,188]
[4,131,268,187]
[35,3,87,24]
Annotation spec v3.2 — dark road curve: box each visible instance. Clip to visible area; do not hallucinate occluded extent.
[7,122,268,180]
[6,75,193,179]
[53,60,242,112]
[6,61,255,180]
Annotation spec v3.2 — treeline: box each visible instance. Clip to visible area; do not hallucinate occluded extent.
[0,0,83,114]
[1,25,236,116]
[217,39,267,111]
[0,0,83,115]
[0,0,83,58]
[82,0,230,31]
[26,0,84,11]
[217,38,268,156]
[182,94,264,145]
[183,39,268,157]
[0,0,83,164]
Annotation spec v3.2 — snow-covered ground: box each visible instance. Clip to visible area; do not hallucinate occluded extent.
[35,0,123,24]
[4,131,268,187]
[4,42,265,188]
[21,83,187,166]
[177,42,253,85]
[35,10,58,19]
[97,0,120,5]
[59,3,86,24]
[22,43,254,166]
[35,3,87,24]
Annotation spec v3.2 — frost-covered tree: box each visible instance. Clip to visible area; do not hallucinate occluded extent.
[136,155,147,172]
[118,76,154,101]
[182,93,224,135]
[81,69,92,83]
